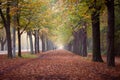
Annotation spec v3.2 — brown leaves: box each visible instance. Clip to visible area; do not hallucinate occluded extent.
[0,50,120,80]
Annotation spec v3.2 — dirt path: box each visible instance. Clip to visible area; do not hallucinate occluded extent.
[0,50,120,80]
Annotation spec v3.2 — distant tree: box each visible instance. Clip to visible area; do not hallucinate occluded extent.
[27,31,34,54]
[33,29,40,54]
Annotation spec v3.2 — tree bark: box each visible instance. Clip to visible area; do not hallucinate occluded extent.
[68,41,73,52]
[73,34,77,53]
[34,30,39,54]
[27,31,34,54]
[106,0,115,67]
[47,38,49,51]
[41,34,45,52]
[34,30,37,54]
[6,27,13,58]
[81,27,87,57]
[12,0,19,57]
[0,37,6,51]
[37,34,40,53]
[1,41,4,51]
[17,28,21,57]
[12,28,16,57]
[73,31,80,54]
[91,10,103,62]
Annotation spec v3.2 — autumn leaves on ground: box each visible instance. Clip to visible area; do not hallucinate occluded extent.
[0,50,120,80]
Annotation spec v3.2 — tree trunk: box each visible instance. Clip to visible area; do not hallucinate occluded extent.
[106,0,115,67]
[12,0,19,57]
[45,37,48,51]
[0,37,6,51]
[73,31,79,54]
[27,31,34,54]
[46,39,50,51]
[17,28,21,57]
[0,1,13,58]
[49,40,54,50]
[37,35,40,53]
[76,32,80,54]
[34,30,39,54]
[1,42,4,51]
[41,34,45,52]
[91,10,103,62]
[73,36,77,53]
[36,30,39,53]
[5,26,13,58]
[68,41,73,51]
[81,27,87,57]
[34,31,37,54]
[12,27,16,57]
[47,38,51,51]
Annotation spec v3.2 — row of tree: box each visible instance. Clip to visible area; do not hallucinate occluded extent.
[61,0,118,67]
[0,0,56,58]
[0,0,120,67]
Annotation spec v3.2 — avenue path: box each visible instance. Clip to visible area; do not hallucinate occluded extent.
[0,50,120,80]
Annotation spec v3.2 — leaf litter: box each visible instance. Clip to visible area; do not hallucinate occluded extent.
[0,50,120,80]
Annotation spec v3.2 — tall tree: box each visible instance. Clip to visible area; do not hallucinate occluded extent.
[0,0,13,58]
[34,29,40,54]
[12,0,18,57]
[106,0,115,67]
[89,0,103,62]
[27,31,34,54]
[80,25,87,57]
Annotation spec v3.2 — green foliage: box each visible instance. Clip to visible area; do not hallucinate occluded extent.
[50,0,58,4]
[0,0,117,53]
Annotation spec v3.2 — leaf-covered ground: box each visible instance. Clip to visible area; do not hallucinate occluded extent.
[0,50,120,80]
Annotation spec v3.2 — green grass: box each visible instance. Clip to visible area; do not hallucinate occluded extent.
[22,54,37,59]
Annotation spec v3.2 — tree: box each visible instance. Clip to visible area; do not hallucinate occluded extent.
[11,0,18,57]
[33,29,40,53]
[106,0,115,67]
[40,28,48,52]
[0,0,13,58]
[80,25,87,57]
[86,0,104,62]
[65,0,89,56]
[27,31,34,54]
[13,0,43,56]
[0,28,6,51]
[91,10,103,62]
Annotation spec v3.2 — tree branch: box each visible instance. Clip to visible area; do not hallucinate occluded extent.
[20,18,31,35]
[71,21,81,32]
